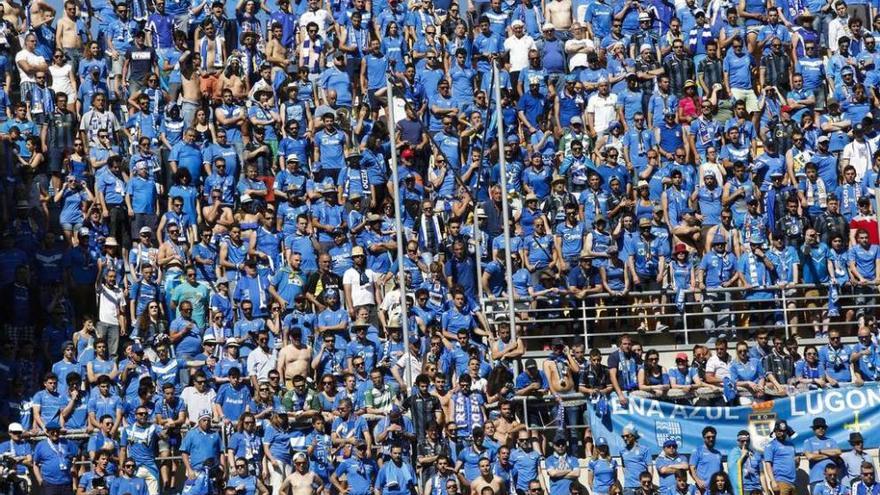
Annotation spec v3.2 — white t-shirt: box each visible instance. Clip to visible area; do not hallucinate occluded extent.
[15,50,46,84]
[98,284,125,326]
[299,9,332,37]
[705,354,731,381]
[180,386,217,424]
[565,38,595,71]
[586,92,619,134]
[246,346,278,383]
[842,139,873,182]
[503,34,537,72]
[343,267,379,307]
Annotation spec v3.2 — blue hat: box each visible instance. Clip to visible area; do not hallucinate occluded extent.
[595,436,608,447]
[46,420,61,430]
[663,439,678,448]
[565,73,577,83]
[506,134,520,144]
[712,233,726,245]
[131,343,144,353]
[749,233,766,244]
[842,66,855,75]
[390,404,402,415]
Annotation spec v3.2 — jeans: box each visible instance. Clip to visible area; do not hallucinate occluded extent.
[96,322,121,359]
[702,289,733,337]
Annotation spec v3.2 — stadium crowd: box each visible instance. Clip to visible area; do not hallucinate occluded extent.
[7,0,880,492]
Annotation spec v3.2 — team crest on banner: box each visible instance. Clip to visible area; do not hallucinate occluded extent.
[748,402,777,453]
[655,420,683,448]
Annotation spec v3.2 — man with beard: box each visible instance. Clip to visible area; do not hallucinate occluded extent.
[448,375,487,449]
[423,455,460,495]
[402,374,443,440]
[763,421,798,495]
[689,426,722,493]
[510,431,544,495]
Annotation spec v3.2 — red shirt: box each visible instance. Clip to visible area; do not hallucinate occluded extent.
[850,216,879,244]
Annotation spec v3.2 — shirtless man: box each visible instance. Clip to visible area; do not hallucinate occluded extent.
[195,20,225,102]
[218,59,248,101]
[0,0,22,32]
[544,341,575,394]
[544,0,572,31]
[178,50,201,126]
[277,327,312,387]
[55,1,83,72]
[492,401,526,447]
[489,325,524,370]
[279,452,323,495]
[265,22,287,78]
[202,188,235,236]
[432,372,452,416]
[157,224,187,271]
[470,458,506,495]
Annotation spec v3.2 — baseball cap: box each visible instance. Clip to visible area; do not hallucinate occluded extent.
[7,423,23,433]
[525,358,538,369]
[675,352,689,362]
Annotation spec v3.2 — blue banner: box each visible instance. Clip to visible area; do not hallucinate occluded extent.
[586,383,880,456]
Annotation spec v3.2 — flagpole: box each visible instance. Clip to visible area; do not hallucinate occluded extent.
[386,76,413,390]
[492,63,518,342]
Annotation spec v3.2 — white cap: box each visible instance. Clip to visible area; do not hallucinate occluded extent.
[638,12,651,21]
[511,19,524,27]
[7,423,23,433]
[640,43,652,52]
[542,22,555,31]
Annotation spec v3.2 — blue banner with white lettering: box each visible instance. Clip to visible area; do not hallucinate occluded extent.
[585,384,880,456]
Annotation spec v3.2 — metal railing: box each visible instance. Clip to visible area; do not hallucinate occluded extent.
[482,283,880,350]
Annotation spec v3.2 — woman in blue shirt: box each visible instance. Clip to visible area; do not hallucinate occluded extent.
[55,176,94,246]
[636,349,670,399]
[586,438,617,495]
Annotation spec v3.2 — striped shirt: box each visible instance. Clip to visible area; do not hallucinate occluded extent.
[663,54,696,96]
[761,52,792,93]
[698,57,724,92]
[364,382,399,413]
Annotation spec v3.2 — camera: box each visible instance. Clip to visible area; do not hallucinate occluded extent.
[0,454,26,495]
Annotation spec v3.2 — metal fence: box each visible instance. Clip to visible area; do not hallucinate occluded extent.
[482,283,880,350]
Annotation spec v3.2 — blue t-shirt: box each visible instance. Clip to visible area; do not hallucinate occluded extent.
[180,427,222,470]
[764,438,797,484]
